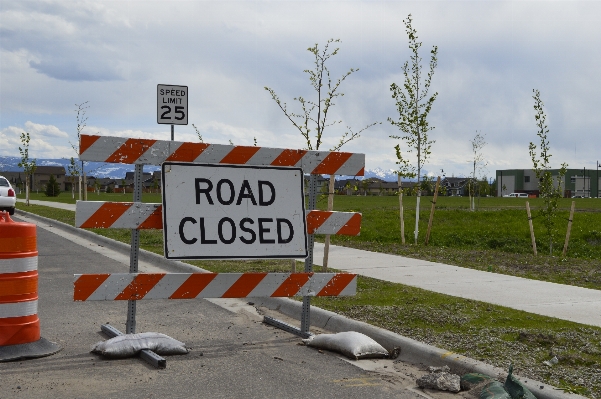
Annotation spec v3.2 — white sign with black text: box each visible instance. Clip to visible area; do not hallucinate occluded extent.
[157,84,188,125]
[162,162,308,260]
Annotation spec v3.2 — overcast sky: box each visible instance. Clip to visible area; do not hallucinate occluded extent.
[1,1,599,178]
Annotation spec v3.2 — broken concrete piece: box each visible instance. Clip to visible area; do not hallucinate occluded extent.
[417,371,461,392]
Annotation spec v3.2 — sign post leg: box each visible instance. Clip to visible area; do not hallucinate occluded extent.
[126,164,143,334]
[300,174,318,335]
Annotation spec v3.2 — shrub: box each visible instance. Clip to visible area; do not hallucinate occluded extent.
[44,174,60,197]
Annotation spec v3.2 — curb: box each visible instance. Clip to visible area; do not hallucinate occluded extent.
[15,208,586,399]
[254,297,583,399]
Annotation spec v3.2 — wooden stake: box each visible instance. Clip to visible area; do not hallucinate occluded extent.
[562,201,576,257]
[290,259,296,273]
[322,175,335,272]
[398,174,405,245]
[526,201,537,256]
[425,176,441,245]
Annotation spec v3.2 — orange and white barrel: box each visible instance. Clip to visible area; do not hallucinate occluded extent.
[0,212,40,346]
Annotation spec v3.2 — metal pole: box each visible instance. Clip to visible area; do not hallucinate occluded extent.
[126,163,143,334]
[300,174,318,336]
[171,124,174,141]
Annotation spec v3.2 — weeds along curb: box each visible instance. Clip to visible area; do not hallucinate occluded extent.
[15,209,585,399]
[255,297,585,399]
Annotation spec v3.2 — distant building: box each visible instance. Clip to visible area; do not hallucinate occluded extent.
[0,166,67,192]
[440,177,470,196]
[496,169,600,198]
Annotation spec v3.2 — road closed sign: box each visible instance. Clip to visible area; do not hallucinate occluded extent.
[157,84,188,125]
[162,162,308,260]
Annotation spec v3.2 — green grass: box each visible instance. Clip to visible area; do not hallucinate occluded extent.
[14,200,601,397]
[18,193,601,288]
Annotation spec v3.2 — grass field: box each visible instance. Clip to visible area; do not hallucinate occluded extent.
[14,193,601,396]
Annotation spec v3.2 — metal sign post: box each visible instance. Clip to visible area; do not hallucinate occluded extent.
[300,174,318,335]
[125,163,143,334]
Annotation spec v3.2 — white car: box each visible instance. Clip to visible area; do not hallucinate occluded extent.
[503,192,529,198]
[0,176,16,215]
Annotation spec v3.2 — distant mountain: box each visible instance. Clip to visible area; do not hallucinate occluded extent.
[361,167,398,182]
[0,157,159,179]
[0,156,400,181]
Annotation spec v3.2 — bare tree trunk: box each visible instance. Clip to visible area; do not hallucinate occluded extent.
[469,181,473,211]
[25,178,30,206]
[398,174,405,244]
[83,171,87,201]
[414,193,420,244]
[322,175,335,272]
[78,176,82,201]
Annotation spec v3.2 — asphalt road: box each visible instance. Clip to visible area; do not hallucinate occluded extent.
[0,219,436,399]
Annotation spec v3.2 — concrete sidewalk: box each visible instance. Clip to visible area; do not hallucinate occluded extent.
[17,198,76,211]
[311,243,601,328]
[18,198,601,327]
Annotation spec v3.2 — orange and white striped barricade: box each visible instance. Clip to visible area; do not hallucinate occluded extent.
[74,272,357,301]
[75,202,361,237]
[78,134,365,176]
[0,212,61,361]
[75,134,364,362]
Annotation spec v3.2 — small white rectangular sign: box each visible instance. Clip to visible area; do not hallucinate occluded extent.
[157,84,188,125]
[162,162,308,260]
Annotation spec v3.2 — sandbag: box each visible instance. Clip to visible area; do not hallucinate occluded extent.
[504,364,537,399]
[480,381,512,399]
[91,332,188,358]
[302,331,389,360]
[461,373,494,391]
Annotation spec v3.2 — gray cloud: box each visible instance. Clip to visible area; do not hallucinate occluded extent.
[1,0,599,176]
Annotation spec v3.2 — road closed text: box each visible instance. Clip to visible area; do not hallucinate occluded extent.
[162,163,307,259]
[179,178,294,245]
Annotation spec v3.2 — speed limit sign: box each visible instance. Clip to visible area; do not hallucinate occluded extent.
[157,84,188,125]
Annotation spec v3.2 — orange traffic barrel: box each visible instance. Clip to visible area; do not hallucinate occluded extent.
[0,211,60,361]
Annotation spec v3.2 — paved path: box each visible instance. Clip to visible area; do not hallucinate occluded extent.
[17,199,601,328]
[311,243,601,328]
[18,198,76,211]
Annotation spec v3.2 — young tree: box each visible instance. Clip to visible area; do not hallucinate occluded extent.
[469,131,487,211]
[265,38,377,152]
[67,157,79,199]
[18,132,37,206]
[45,174,60,197]
[389,14,438,244]
[265,38,378,271]
[70,101,89,201]
[528,89,568,255]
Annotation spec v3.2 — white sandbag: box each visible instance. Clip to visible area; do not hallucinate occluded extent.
[302,331,389,360]
[91,332,188,358]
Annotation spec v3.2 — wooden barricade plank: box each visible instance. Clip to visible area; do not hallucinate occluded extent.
[75,202,361,236]
[79,134,365,176]
[74,272,357,301]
